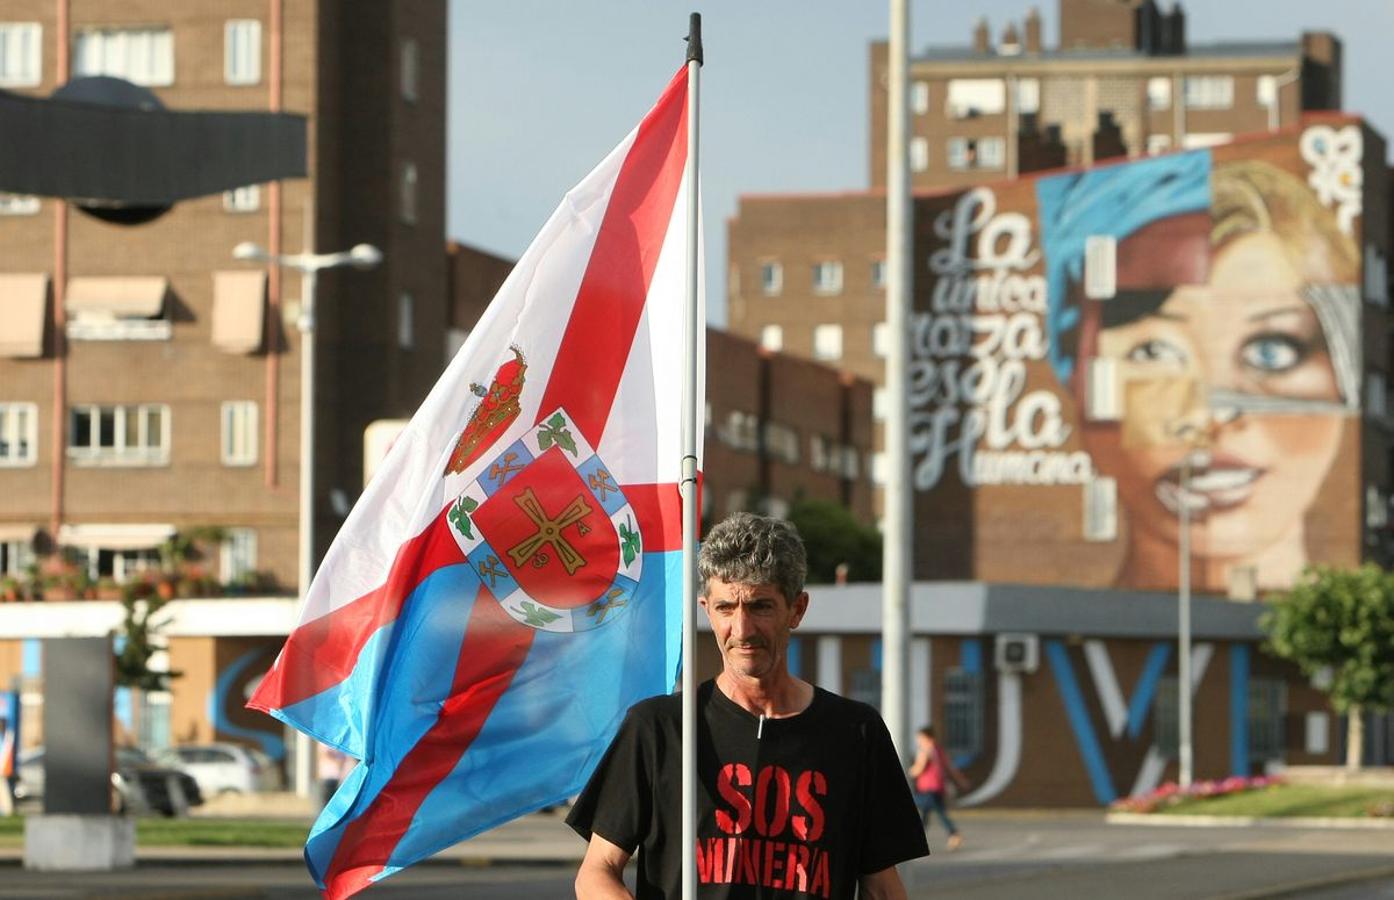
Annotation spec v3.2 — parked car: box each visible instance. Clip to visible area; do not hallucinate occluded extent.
[15,746,203,817]
[156,742,280,796]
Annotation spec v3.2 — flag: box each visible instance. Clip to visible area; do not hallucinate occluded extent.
[248,65,701,898]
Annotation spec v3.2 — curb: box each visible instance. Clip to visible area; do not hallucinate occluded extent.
[1212,863,1394,900]
[1106,811,1394,829]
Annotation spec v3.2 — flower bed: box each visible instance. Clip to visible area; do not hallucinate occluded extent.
[1109,775,1281,814]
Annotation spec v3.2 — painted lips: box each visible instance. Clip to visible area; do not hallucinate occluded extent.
[1155,450,1265,516]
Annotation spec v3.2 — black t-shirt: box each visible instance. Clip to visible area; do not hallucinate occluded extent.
[567,680,929,899]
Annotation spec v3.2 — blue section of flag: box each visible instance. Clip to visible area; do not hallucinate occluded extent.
[384,549,680,871]
[479,441,533,497]
[302,550,681,885]
[303,563,484,884]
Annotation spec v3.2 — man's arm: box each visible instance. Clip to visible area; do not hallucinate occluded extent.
[859,866,909,900]
[575,832,634,900]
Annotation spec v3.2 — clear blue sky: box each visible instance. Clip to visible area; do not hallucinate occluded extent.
[447,1,1393,325]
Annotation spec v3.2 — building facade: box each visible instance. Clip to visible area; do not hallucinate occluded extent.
[0,0,448,758]
[868,0,1342,190]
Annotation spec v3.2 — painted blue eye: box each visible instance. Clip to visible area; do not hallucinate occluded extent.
[1240,335,1303,373]
[1125,339,1187,365]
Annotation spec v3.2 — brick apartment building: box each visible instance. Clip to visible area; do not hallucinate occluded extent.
[0,0,448,753]
[868,0,1343,190]
[0,0,448,593]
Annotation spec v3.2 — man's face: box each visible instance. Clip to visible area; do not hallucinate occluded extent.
[700,578,809,682]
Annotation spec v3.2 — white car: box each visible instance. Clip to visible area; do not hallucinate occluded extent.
[157,743,280,796]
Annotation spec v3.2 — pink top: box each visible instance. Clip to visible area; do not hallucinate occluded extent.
[915,746,945,793]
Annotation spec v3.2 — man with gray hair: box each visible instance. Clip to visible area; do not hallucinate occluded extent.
[568,513,928,898]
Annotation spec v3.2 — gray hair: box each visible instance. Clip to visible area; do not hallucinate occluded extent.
[698,513,807,602]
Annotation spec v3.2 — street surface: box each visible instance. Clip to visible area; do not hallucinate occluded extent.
[0,812,1389,898]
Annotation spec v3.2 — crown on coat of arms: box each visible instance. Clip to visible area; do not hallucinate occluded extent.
[444,346,527,476]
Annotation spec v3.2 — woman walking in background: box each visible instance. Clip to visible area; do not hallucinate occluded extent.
[909,725,969,850]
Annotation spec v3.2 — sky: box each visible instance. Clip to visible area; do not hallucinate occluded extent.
[448,1,1394,325]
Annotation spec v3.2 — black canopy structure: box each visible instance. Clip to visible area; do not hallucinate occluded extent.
[0,76,305,220]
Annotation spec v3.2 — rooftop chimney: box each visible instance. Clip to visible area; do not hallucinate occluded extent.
[1000,22,1023,55]
[1161,2,1186,55]
[1024,7,1043,53]
[973,17,991,54]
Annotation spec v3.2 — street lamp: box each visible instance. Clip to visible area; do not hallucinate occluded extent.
[232,240,382,797]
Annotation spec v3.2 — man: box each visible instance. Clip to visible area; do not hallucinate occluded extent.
[568,513,929,898]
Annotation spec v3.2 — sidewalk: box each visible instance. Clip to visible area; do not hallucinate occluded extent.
[0,803,587,867]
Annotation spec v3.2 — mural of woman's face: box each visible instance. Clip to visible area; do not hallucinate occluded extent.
[1083,230,1345,560]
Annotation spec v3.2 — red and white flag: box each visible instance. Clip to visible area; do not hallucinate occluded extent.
[249,66,702,897]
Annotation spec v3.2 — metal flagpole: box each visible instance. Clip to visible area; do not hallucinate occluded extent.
[680,13,703,900]
[1178,452,1194,787]
[882,0,913,760]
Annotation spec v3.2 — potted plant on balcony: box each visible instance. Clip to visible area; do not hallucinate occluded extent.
[94,576,123,601]
[0,576,20,602]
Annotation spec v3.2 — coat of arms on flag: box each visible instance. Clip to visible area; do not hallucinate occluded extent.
[247,60,702,900]
[447,407,643,633]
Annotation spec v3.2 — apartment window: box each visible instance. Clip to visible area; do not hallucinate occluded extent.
[0,193,39,215]
[220,528,257,584]
[400,161,418,224]
[809,434,828,471]
[947,138,970,170]
[0,402,37,466]
[1256,74,1278,108]
[870,259,886,290]
[943,668,984,759]
[812,260,843,295]
[1366,485,1388,530]
[760,261,782,296]
[873,387,888,421]
[911,80,929,115]
[398,292,415,350]
[1083,477,1118,541]
[400,37,419,102]
[946,78,1006,118]
[1147,76,1171,110]
[1084,357,1121,421]
[1015,77,1040,115]
[68,404,169,465]
[759,324,783,352]
[1365,243,1389,306]
[1365,372,1387,420]
[0,23,41,87]
[222,185,260,213]
[910,137,929,173]
[73,27,174,87]
[1184,75,1234,109]
[224,19,261,86]
[812,324,842,361]
[220,401,257,467]
[977,137,1006,170]
[763,422,800,465]
[1146,134,1173,156]
[838,446,860,480]
[1248,679,1287,762]
[871,451,888,486]
[872,322,890,358]
[718,410,759,452]
[0,538,34,576]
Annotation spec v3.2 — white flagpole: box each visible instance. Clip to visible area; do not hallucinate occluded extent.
[882,0,913,761]
[680,13,703,900]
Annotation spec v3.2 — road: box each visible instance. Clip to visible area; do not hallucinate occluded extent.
[0,813,1390,898]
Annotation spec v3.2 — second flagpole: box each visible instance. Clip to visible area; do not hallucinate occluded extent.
[679,12,703,900]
